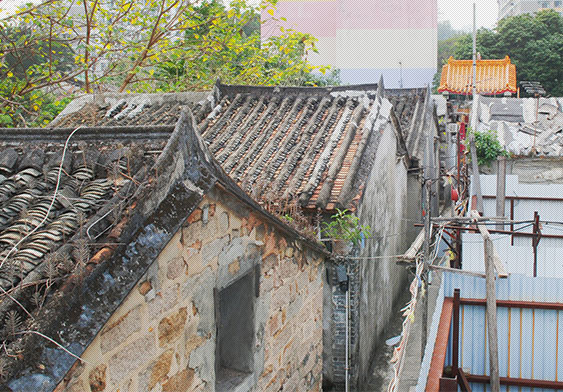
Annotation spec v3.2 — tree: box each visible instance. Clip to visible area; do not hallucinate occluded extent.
[452,10,563,96]
[0,0,334,127]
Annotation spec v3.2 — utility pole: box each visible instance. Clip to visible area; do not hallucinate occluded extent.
[421,180,432,357]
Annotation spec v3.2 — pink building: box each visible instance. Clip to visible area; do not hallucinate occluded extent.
[263,0,438,87]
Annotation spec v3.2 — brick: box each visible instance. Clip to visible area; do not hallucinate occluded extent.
[100,305,142,354]
[147,284,179,318]
[187,208,202,224]
[88,364,107,392]
[158,307,188,346]
[162,368,195,392]
[138,280,152,295]
[108,333,156,384]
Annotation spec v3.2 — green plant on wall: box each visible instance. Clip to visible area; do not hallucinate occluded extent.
[321,209,371,246]
[470,129,509,166]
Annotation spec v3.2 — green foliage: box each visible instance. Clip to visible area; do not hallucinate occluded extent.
[321,209,371,246]
[0,0,335,127]
[450,10,563,96]
[470,129,509,167]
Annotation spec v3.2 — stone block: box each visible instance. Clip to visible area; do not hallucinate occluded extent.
[186,335,207,358]
[279,259,299,280]
[262,254,278,273]
[228,259,240,275]
[147,284,179,319]
[100,305,142,354]
[161,368,195,392]
[138,349,174,392]
[167,257,185,280]
[219,211,229,232]
[88,364,107,392]
[267,311,280,337]
[201,235,230,265]
[108,333,156,385]
[271,284,290,311]
[158,307,188,347]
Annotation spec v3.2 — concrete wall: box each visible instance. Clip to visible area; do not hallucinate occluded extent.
[323,121,411,389]
[479,157,563,184]
[355,122,409,389]
[55,187,325,392]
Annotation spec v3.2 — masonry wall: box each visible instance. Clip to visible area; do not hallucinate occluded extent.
[56,187,325,392]
[355,122,409,388]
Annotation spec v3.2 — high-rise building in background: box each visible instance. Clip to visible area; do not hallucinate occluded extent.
[498,0,563,20]
[262,0,438,88]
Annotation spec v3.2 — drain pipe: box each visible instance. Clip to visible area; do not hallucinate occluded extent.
[345,265,350,392]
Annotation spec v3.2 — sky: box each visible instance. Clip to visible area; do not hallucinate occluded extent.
[2,0,501,30]
[438,0,500,30]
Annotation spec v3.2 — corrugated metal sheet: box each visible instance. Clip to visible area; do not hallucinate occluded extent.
[465,175,563,277]
[438,56,517,96]
[418,272,563,391]
[442,272,563,392]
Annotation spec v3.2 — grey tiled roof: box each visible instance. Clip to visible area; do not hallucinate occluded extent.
[476,96,563,156]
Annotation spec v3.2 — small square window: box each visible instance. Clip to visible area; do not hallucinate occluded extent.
[555,0,562,6]
[541,1,549,7]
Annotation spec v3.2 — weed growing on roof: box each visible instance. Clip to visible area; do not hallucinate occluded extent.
[469,128,509,167]
[322,209,371,246]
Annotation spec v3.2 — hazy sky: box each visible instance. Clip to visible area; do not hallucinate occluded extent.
[1,0,500,30]
[438,0,499,30]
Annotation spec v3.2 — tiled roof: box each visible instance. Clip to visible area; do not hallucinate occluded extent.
[52,84,427,212]
[0,110,328,389]
[438,56,517,96]
[0,134,166,292]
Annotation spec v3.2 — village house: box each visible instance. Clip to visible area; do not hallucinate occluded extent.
[472,95,563,182]
[0,81,435,391]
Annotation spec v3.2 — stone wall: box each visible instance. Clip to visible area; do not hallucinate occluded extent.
[55,186,325,392]
[323,121,410,390]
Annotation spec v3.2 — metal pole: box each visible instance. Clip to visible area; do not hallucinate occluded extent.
[533,211,540,278]
[472,2,477,97]
[452,288,461,377]
[496,156,506,230]
[421,180,432,357]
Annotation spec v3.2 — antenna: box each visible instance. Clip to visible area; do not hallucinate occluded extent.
[472,2,477,96]
[399,61,403,89]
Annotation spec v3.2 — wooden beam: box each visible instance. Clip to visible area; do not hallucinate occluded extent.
[426,298,454,392]
[465,374,563,389]
[470,209,501,392]
[403,228,425,261]
[470,211,508,278]
[428,264,486,278]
